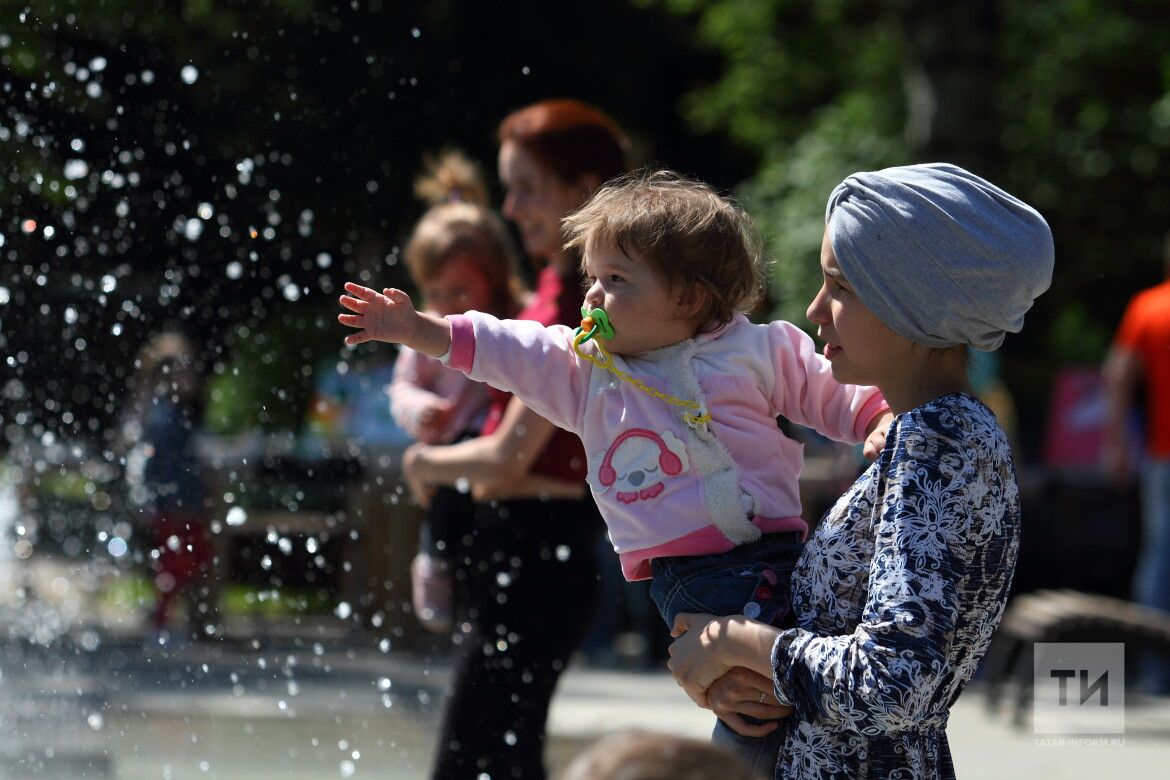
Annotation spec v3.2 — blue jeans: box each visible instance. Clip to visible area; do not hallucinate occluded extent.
[650,532,804,778]
[1134,458,1170,693]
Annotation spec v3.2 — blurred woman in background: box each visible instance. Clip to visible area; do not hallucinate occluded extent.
[401,99,631,779]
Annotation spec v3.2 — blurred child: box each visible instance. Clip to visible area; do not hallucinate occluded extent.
[388,150,525,632]
[559,730,762,780]
[125,331,216,642]
[341,170,891,771]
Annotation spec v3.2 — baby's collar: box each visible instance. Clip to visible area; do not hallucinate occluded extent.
[692,312,748,345]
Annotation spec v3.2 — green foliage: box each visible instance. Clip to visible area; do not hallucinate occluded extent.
[656,0,1170,365]
[746,92,906,324]
[205,307,338,434]
[647,0,907,323]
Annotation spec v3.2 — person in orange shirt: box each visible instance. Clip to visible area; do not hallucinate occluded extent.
[1103,232,1170,692]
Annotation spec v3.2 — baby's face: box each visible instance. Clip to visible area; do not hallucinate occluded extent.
[581,243,698,356]
[423,250,495,316]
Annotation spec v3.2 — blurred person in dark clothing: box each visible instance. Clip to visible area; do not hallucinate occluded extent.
[397,99,629,780]
[125,331,217,642]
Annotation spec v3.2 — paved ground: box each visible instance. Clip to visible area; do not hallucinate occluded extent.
[1,557,1168,778]
[2,621,1168,780]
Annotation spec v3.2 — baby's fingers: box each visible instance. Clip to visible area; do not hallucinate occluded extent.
[338,294,368,313]
[344,330,373,346]
[343,282,377,300]
[337,313,364,329]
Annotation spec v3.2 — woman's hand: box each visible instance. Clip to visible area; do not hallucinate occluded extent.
[667,613,732,708]
[416,398,454,445]
[401,443,437,510]
[706,667,793,737]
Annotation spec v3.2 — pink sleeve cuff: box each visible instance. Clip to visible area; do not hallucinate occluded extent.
[856,393,891,440]
[445,314,476,373]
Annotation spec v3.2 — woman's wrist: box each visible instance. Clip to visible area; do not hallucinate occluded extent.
[724,616,783,679]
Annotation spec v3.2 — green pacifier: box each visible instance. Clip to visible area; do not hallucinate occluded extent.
[575,306,615,343]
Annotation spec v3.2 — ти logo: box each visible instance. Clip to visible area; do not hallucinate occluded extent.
[1033,643,1125,736]
[1049,668,1110,707]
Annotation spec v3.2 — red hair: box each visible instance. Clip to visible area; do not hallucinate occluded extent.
[497,99,630,185]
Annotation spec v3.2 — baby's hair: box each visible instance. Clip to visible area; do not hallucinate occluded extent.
[563,170,765,328]
[404,150,524,317]
[557,730,761,780]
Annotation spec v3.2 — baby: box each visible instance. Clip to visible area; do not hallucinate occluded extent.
[340,170,889,766]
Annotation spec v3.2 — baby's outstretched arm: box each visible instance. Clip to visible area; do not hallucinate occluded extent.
[337,283,451,357]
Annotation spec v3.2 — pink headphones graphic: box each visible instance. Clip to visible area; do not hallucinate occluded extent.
[598,428,685,487]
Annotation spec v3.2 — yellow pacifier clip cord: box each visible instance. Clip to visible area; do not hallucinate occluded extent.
[572,308,712,429]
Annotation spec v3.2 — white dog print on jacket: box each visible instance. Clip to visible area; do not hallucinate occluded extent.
[595,428,689,504]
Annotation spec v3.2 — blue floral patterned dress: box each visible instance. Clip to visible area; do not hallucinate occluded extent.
[770,393,1019,778]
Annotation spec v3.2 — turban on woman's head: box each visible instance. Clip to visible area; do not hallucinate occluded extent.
[825,163,1054,351]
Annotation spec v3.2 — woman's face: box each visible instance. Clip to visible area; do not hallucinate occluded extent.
[806,229,916,389]
[498,140,590,261]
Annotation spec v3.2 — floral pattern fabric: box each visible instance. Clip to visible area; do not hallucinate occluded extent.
[771,393,1019,778]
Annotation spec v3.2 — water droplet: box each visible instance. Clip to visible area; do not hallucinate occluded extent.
[339,760,356,778]
[377,677,391,691]
[335,601,352,619]
[63,159,89,180]
[181,64,199,84]
[86,713,103,730]
[183,218,203,241]
[555,545,571,561]
[226,506,247,526]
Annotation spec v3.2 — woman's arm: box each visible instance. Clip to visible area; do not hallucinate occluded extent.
[768,429,1012,732]
[403,395,581,503]
[471,472,586,502]
[674,424,1015,735]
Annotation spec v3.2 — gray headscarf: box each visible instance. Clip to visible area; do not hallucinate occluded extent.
[825,163,1054,351]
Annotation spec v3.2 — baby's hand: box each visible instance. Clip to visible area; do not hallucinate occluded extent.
[862,411,894,461]
[338,284,418,347]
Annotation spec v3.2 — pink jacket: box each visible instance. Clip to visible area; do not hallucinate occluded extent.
[447,311,888,580]
[388,346,491,444]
